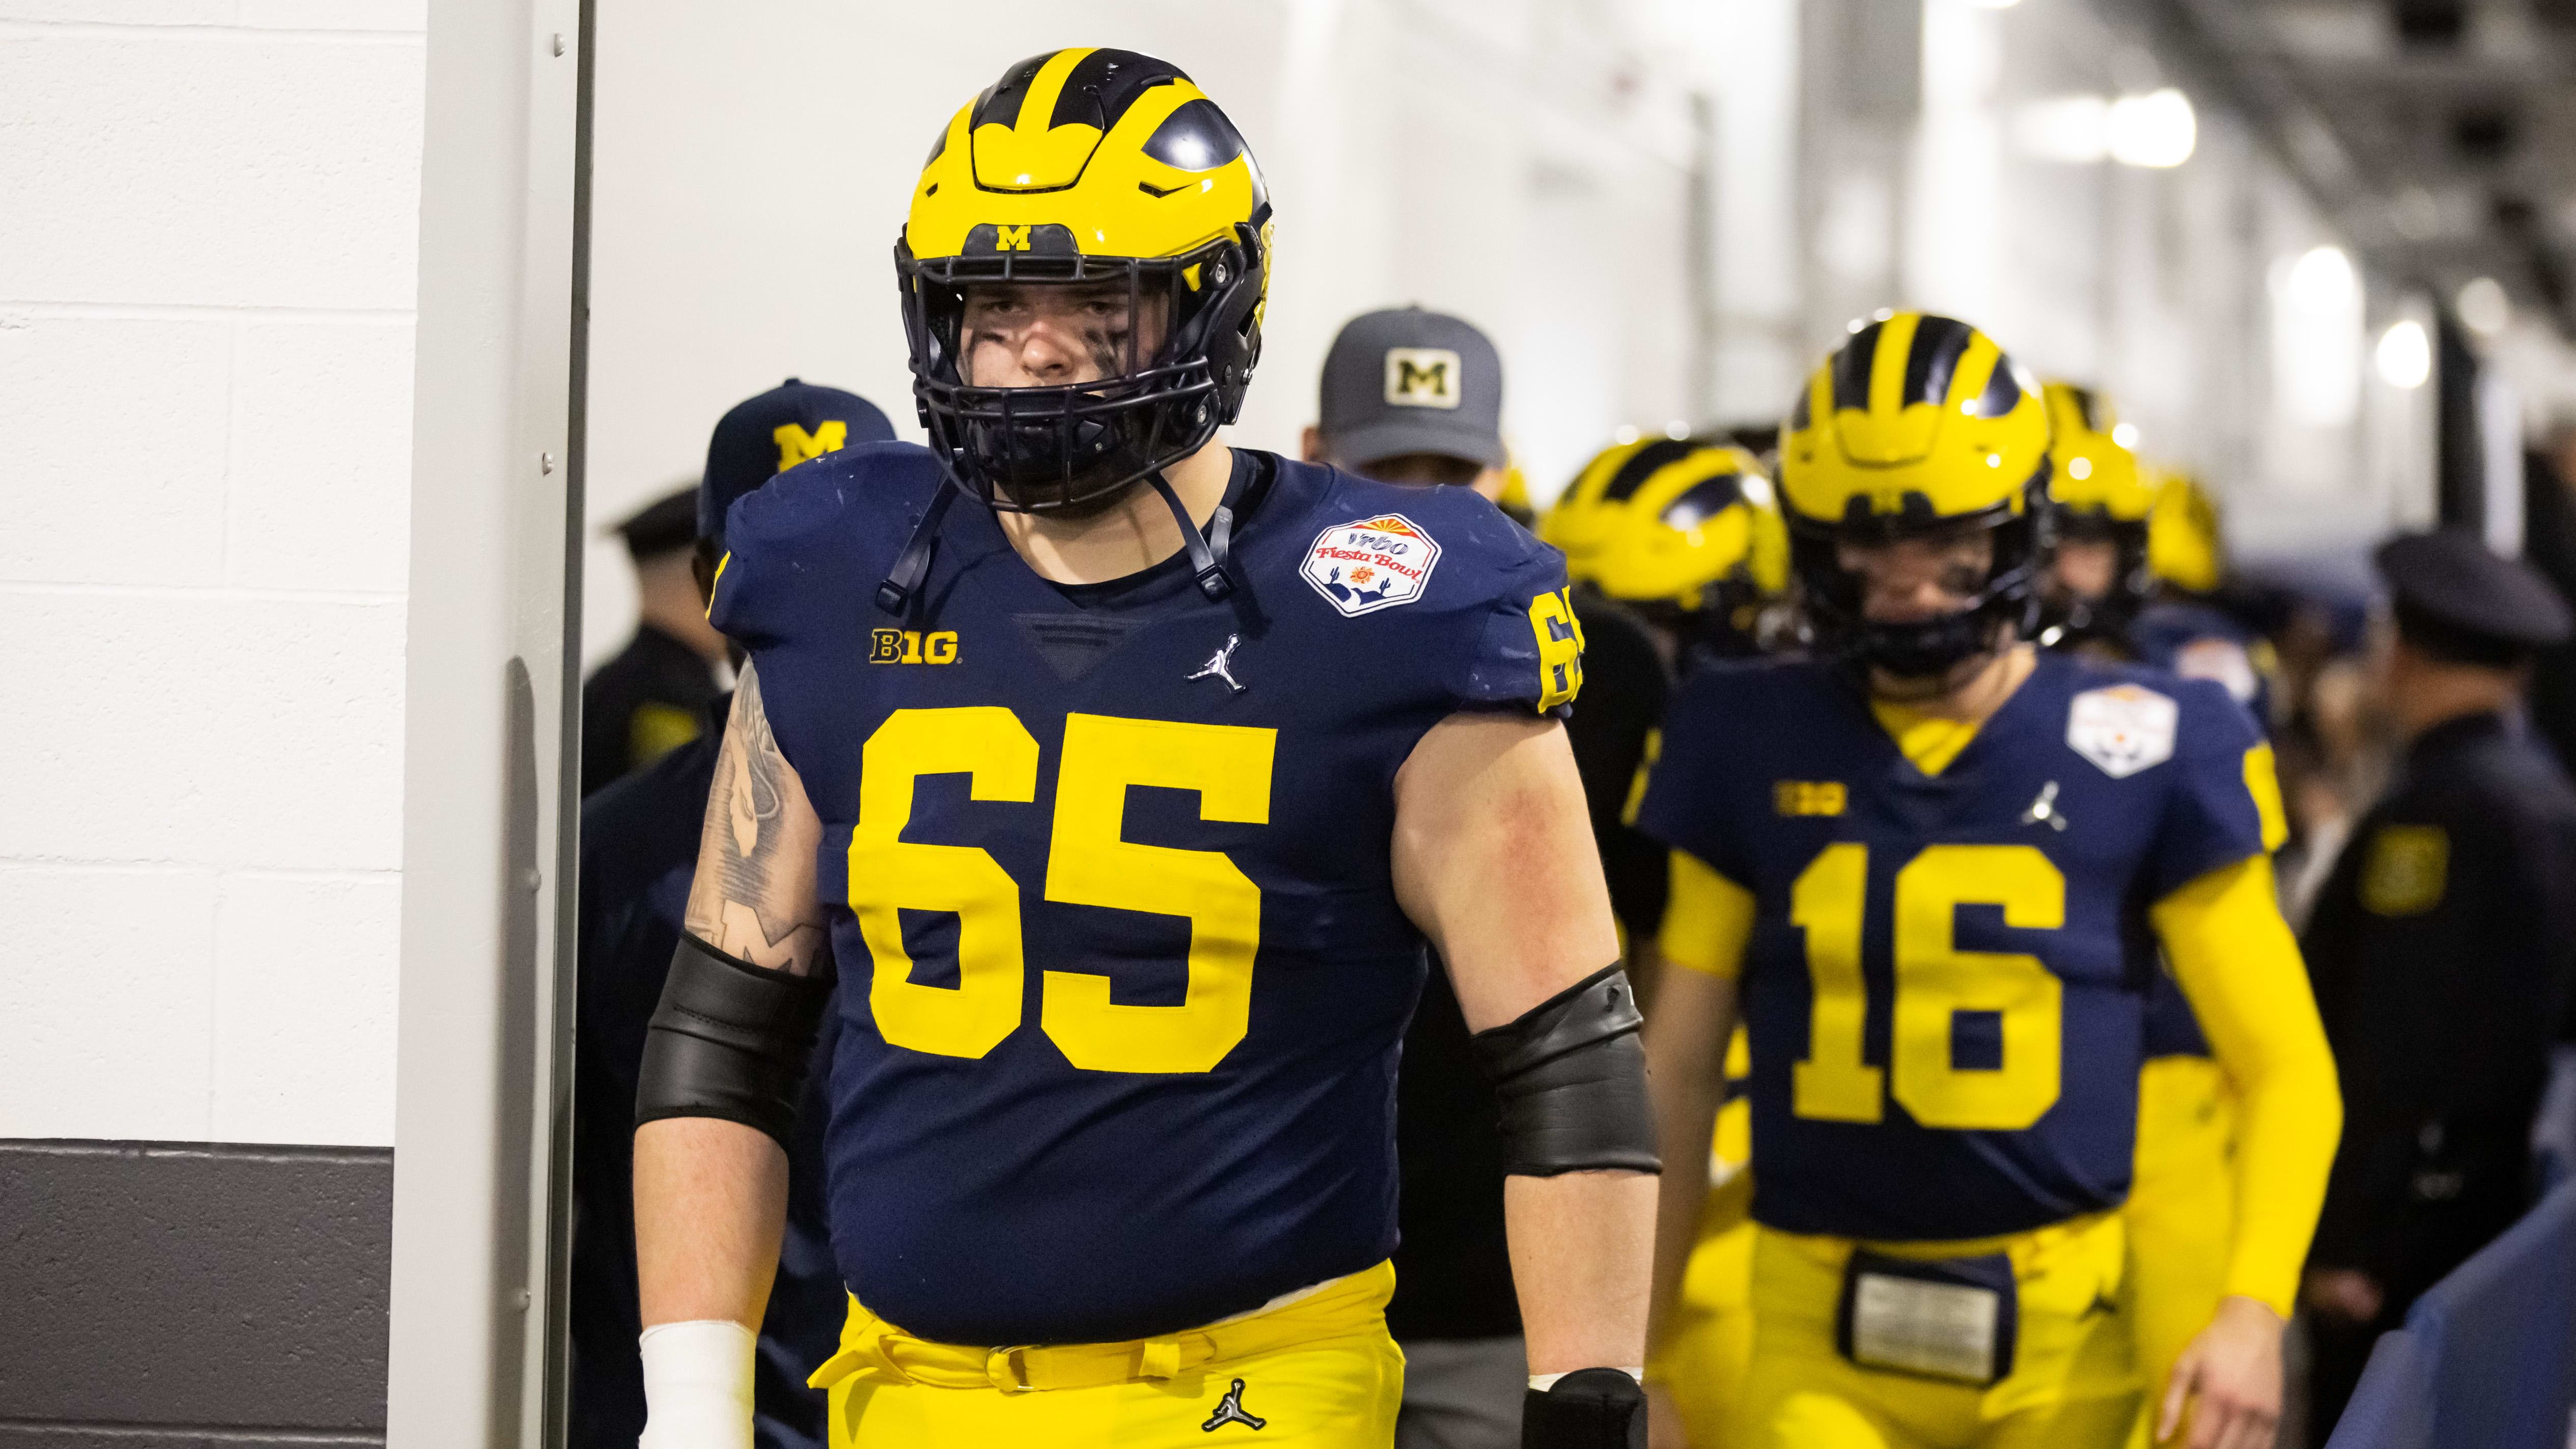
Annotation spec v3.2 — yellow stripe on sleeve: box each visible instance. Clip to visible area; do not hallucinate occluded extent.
[2149,855,2341,1317]
[2244,741,2289,852]
[1619,728,1661,827]
[705,550,732,620]
[1659,850,1755,980]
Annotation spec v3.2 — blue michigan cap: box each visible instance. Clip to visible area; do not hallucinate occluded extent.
[698,378,897,542]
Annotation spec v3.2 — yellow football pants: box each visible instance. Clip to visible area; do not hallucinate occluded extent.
[1655,1083,1757,1449]
[2123,1055,2235,1447]
[810,1261,1405,1447]
[1734,1214,2139,1449]
[1656,1172,1756,1449]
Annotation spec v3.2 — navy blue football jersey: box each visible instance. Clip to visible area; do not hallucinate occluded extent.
[2130,606,2277,1060]
[710,442,1579,1346]
[2133,600,2271,724]
[1636,650,2270,1241]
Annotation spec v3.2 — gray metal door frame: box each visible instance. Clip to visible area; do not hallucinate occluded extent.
[386,0,589,1443]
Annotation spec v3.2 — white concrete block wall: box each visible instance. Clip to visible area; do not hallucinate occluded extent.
[0,5,424,1147]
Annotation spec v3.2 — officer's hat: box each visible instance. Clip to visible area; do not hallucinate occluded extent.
[2376,528,2573,663]
[699,379,896,544]
[613,486,700,561]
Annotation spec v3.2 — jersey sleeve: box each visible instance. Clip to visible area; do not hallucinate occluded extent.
[1630,667,1754,885]
[1659,849,1756,979]
[707,441,930,653]
[1440,518,1584,719]
[2150,856,2340,1315]
[2146,677,2282,900]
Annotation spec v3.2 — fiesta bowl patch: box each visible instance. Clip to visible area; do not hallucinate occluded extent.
[1301,513,1442,616]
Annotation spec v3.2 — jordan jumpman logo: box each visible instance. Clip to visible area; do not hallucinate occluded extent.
[1188,633,1247,694]
[1201,1378,1267,1432]
[2020,780,2068,832]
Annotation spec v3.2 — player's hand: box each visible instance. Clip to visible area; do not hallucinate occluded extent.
[2302,1267,2384,1325]
[1645,1380,1689,1449]
[2157,1295,2283,1449]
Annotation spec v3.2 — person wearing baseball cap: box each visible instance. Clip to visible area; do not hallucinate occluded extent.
[579,380,894,797]
[1303,306,1510,495]
[691,377,898,601]
[2300,527,2576,1442]
[569,378,891,1449]
[1308,309,1669,1449]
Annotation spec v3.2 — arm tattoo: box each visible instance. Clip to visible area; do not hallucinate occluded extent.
[685,663,831,977]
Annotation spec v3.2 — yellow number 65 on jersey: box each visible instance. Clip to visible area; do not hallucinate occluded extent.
[847,707,1276,1075]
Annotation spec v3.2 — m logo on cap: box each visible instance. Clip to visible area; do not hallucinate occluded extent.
[995,224,1032,251]
[774,420,849,472]
[1384,348,1463,409]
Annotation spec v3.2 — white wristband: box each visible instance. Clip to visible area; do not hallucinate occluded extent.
[1529,1367,1646,1391]
[639,1319,758,1449]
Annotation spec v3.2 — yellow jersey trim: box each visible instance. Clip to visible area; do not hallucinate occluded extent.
[2244,742,2289,852]
[1660,850,1755,980]
[1869,700,1982,777]
[704,550,731,620]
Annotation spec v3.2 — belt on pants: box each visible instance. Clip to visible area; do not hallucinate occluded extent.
[806,1259,1394,1395]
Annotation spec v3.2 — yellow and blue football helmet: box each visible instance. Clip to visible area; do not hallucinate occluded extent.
[899,49,1271,516]
[1544,436,1703,584]
[2147,466,2225,596]
[1778,312,2054,676]
[1587,441,1789,656]
[2038,380,2154,643]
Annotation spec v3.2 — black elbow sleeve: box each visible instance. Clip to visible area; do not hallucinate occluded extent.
[635,934,833,1150]
[1470,964,1662,1178]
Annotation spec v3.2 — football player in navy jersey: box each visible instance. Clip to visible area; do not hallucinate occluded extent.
[627,49,1657,1449]
[2032,392,2271,723]
[1635,314,2339,1449]
[2030,382,2274,1445]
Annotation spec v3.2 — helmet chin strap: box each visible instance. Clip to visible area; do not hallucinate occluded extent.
[878,456,1246,619]
[875,481,959,618]
[1144,463,1243,603]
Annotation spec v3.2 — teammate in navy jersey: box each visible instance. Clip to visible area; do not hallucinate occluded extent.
[2030,381,2283,1439]
[627,48,1656,1449]
[1636,314,2339,1449]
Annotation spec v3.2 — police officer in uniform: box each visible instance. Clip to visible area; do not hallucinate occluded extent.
[584,487,731,796]
[2299,528,2576,1444]
[569,379,892,1449]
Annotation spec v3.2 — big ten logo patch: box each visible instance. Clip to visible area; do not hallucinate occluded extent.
[774,420,849,472]
[1774,781,1847,817]
[1383,348,1462,409]
[870,628,960,665]
[1301,513,1442,617]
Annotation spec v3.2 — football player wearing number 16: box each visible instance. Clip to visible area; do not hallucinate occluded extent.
[629,48,1658,1449]
[1635,314,2341,1449]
